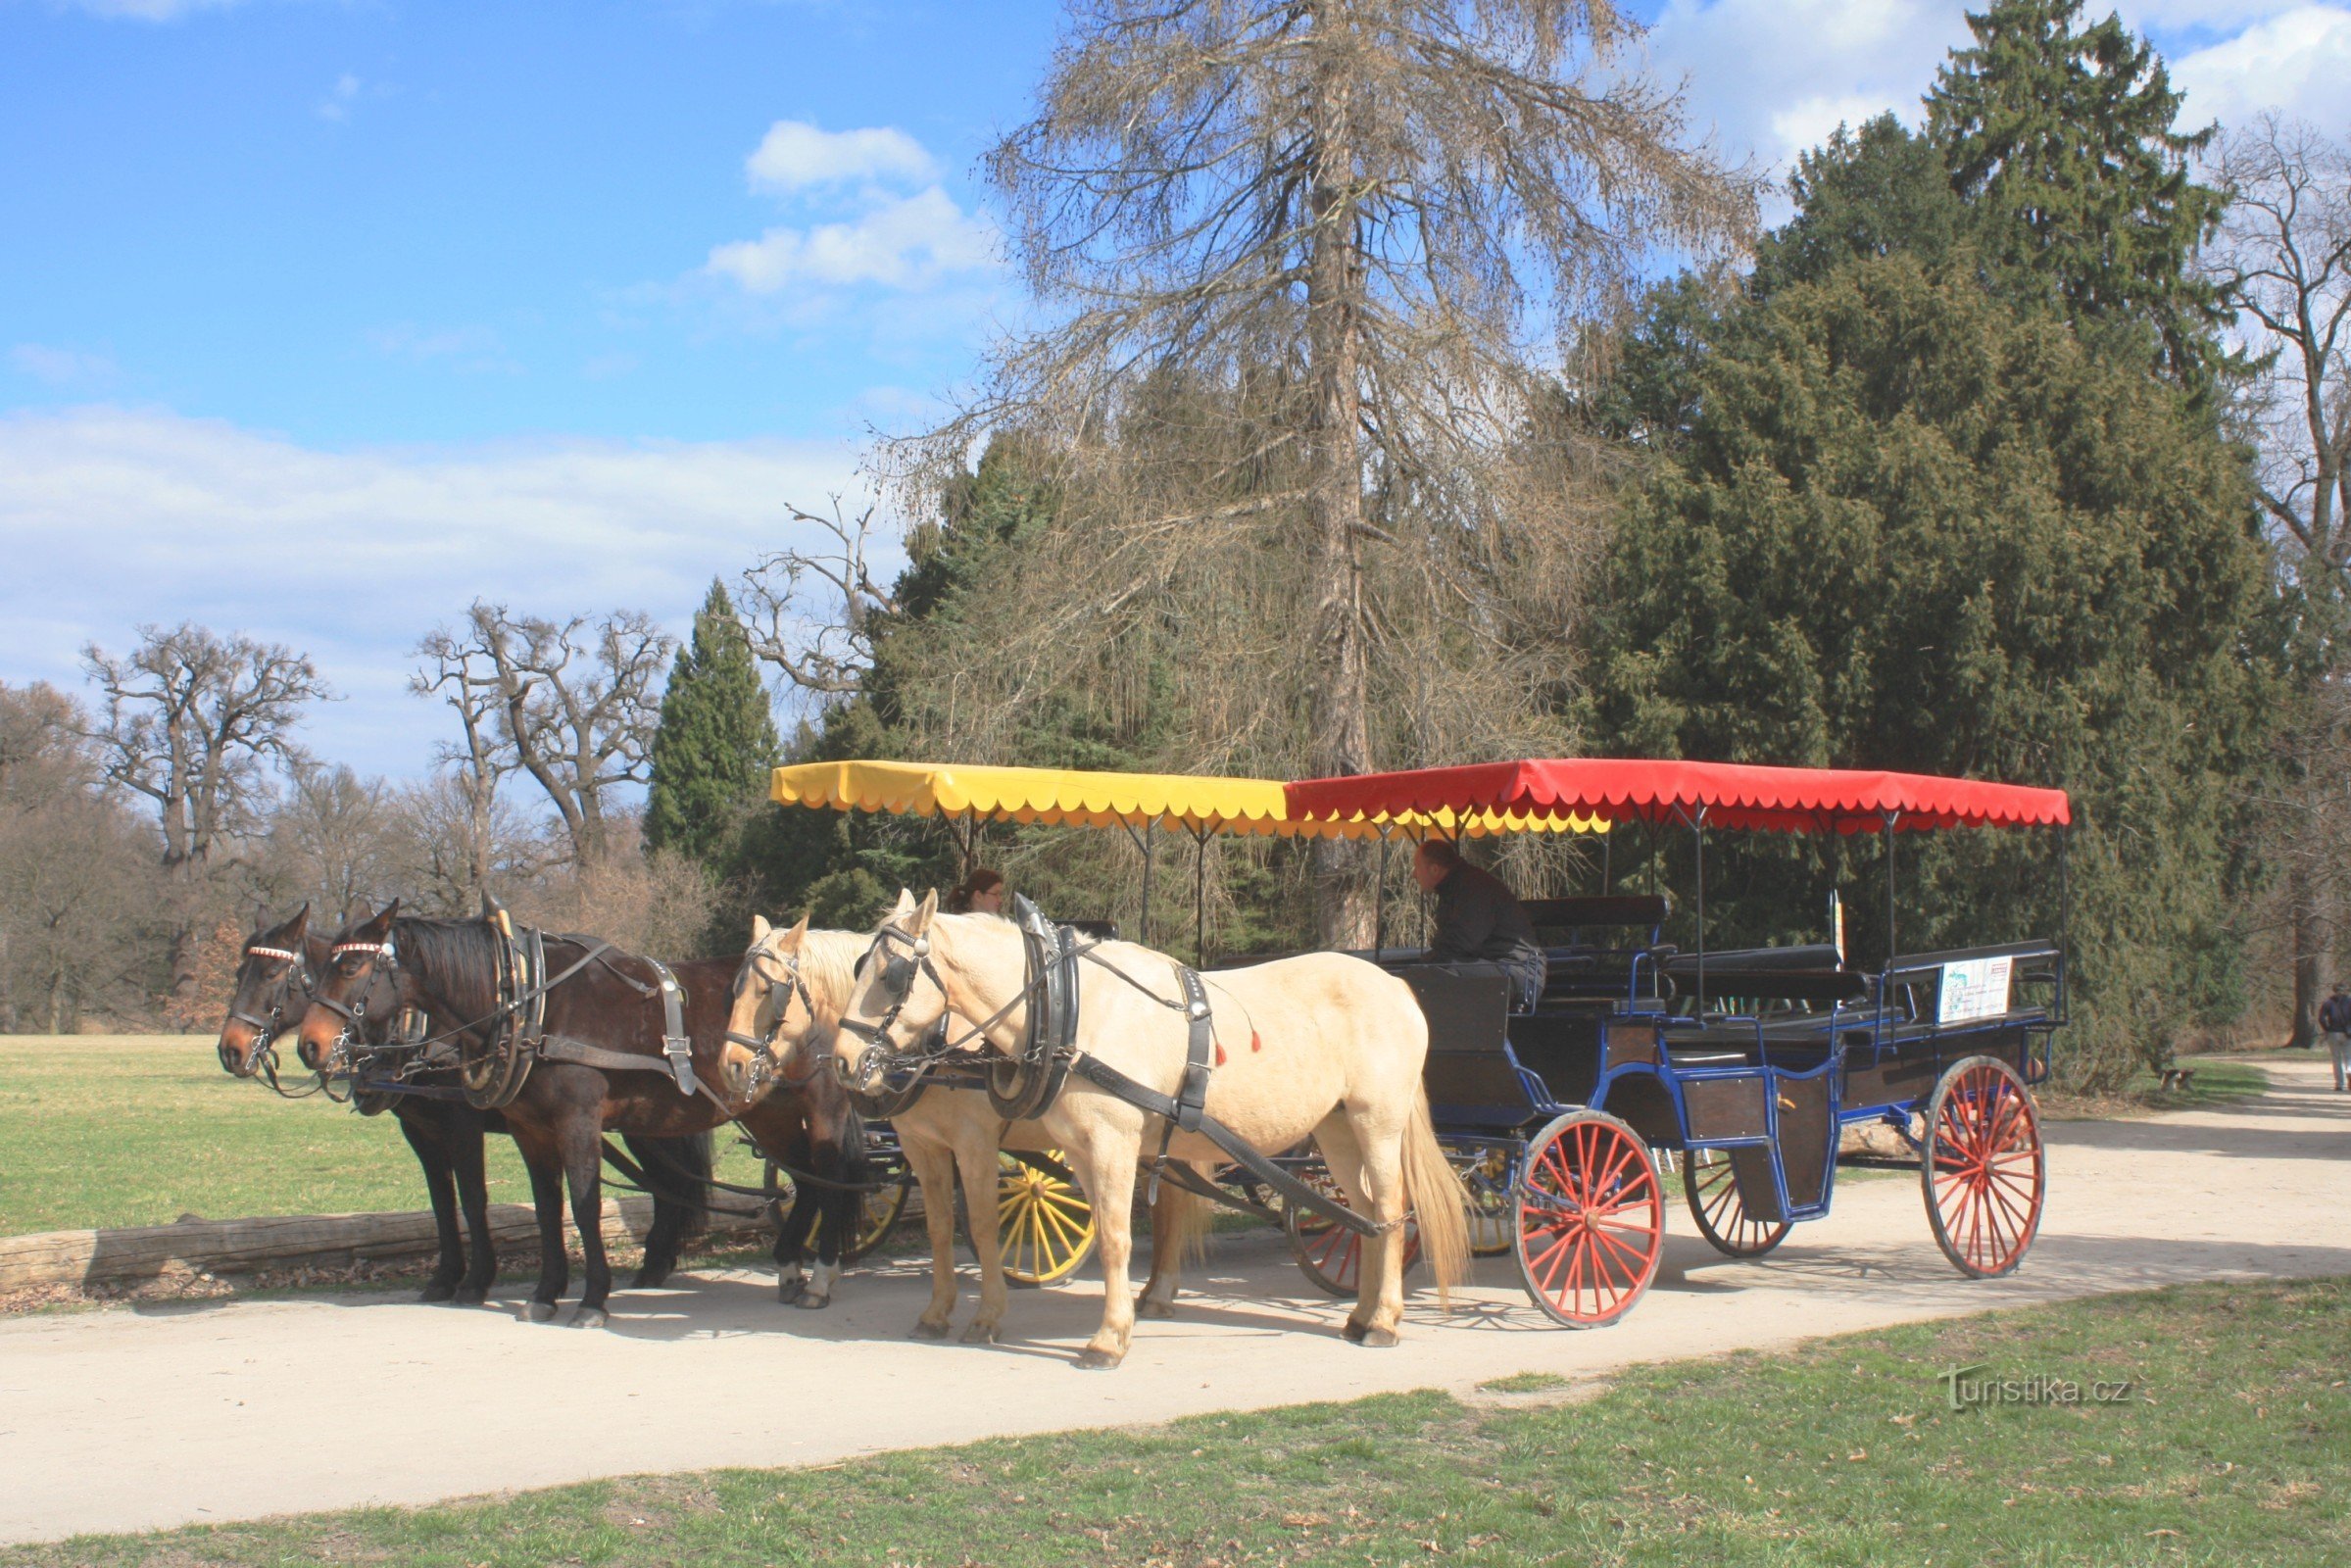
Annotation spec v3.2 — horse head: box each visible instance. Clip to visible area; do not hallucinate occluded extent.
[833,888,962,1093]
[216,904,315,1077]
[297,901,403,1070]
[723,912,825,1100]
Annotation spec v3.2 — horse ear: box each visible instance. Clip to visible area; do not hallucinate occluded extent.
[910,888,938,934]
[750,913,772,944]
[786,913,809,945]
[373,899,400,929]
[285,904,310,940]
[889,888,916,917]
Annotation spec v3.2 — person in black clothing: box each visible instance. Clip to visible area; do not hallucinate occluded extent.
[1413,839,1546,1011]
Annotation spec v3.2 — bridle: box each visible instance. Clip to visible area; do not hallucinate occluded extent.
[306,935,404,1076]
[833,918,1054,1099]
[725,944,824,1093]
[225,941,328,1096]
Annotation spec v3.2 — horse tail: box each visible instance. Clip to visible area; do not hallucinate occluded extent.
[1156,1167,1215,1271]
[1400,1086,1470,1308]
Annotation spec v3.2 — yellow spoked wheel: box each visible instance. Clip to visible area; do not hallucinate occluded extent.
[850,1174,913,1262]
[1457,1147,1518,1257]
[995,1149,1096,1288]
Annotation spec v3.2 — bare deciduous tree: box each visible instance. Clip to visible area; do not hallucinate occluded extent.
[269,760,406,925]
[2216,115,2351,1043]
[895,0,1755,943]
[416,604,672,867]
[79,624,327,1006]
[740,499,900,700]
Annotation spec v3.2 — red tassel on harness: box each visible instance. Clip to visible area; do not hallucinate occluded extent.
[1214,1042,1227,1066]
[1250,1029,1262,1053]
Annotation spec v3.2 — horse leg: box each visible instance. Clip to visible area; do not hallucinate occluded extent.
[950,1121,1007,1345]
[768,1128,817,1303]
[561,1115,612,1329]
[1138,1164,1207,1320]
[514,1129,569,1323]
[1320,1110,1409,1347]
[901,1134,960,1338]
[1065,1123,1143,1370]
[451,1108,499,1305]
[397,1107,463,1303]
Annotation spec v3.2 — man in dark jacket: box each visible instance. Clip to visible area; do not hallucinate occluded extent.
[1413,839,1547,1011]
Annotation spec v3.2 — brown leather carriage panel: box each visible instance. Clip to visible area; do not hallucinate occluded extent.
[1684,1074,1770,1142]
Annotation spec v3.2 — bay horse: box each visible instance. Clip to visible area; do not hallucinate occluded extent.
[216,904,712,1304]
[827,891,1469,1368]
[722,915,1211,1347]
[296,904,868,1327]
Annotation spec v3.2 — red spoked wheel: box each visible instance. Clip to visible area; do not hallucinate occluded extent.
[1683,1146,1791,1258]
[1284,1165,1420,1298]
[1514,1110,1664,1328]
[1921,1055,2044,1279]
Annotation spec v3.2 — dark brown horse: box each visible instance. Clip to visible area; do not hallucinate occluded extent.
[295,904,867,1327]
[217,904,711,1304]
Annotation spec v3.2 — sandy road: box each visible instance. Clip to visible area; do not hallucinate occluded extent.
[2,1056,2345,1546]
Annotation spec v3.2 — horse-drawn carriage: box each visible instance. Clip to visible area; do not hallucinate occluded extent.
[772,755,2068,1331]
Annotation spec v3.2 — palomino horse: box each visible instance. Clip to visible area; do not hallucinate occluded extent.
[220,905,712,1304]
[723,915,1209,1346]
[296,904,866,1326]
[829,891,1468,1369]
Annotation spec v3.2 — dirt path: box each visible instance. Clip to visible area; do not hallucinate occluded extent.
[3,1056,2344,1546]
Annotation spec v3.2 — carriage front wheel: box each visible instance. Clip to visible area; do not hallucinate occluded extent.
[1514,1110,1665,1329]
[763,1158,911,1264]
[1921,1055,2044,1279]
[1283,1164,1421,1298]
[994,1150,1097,1288]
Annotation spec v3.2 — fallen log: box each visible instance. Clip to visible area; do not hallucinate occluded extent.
[0,1196,766,1294]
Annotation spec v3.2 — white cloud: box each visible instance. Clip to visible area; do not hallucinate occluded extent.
[746,121,937,193]
[707,186,996,293]
[55,0,250,18]
[2172,6,2351,136]
[0,405,865,778]
[365,322,520,374]
[318,72,361,122]
[8,343,116,386]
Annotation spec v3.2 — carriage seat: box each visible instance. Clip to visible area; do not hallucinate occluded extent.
[1661,944,1843,977]
[1521,894,1672,936]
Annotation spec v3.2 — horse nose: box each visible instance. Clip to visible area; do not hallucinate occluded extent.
[296,1033,324,1070]
[217,1037,241,1074]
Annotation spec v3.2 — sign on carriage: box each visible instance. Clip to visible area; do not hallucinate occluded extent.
[1937,954,2014,1025]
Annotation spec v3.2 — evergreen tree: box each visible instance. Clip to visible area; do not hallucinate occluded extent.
[1752,115,1974,299]
[645,580,780,866]
[1927,0,2229,392]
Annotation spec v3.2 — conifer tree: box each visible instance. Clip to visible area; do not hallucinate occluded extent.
[1928,0,2228,391]
[645,581,780,866]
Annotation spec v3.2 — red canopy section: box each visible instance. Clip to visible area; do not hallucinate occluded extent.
[1285,759,2070,836]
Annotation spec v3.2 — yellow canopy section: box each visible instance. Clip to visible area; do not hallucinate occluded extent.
[770,760,1602,840]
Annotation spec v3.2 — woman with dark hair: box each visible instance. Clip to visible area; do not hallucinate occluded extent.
[948,867,1005,915]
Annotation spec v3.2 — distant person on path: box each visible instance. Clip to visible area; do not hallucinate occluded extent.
[1413,839,1547,1012]
[948,867,1006,916]
[2321,983,2351,1094]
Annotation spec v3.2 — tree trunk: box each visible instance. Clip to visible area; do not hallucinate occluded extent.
[2288,855,2332,1048]
[1303,7,1375,950]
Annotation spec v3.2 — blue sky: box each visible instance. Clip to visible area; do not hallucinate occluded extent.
[5,0,2348,781]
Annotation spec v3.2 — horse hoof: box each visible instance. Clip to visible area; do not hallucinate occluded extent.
[1357,1326,1400,1348]
[570,1306,610,1330]
[960,1321,1000,1346]
[776,1278,807,1304]
[793,1292,830,1311]
[910,1320,952,1341]
[1138,1298,1177,1320]
[1075,1348,1125,1371]
[418,1280,458,1304]
[632,1266,671,1290]
[454,1286,489,1307]
[1341,1318,1368,1344]
[525,1301,558,1324]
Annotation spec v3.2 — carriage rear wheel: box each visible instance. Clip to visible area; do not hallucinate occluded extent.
[1683,1146,1792,1258]
[994,1150,1097,1288]
[1283,1166,1421,1298]
[1514,1110,1664,1329]
[1921,1055,2044,1279]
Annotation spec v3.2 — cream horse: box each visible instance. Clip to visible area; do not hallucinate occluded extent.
[831,890,1469,1369]
[723,915,1211,1345]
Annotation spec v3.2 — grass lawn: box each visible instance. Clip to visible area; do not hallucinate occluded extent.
[0,1036,768,1236]
[10,1277,2343,1566]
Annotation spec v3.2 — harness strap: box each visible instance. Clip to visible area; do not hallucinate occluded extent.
[1066,1053,1391,1238]
[643,957,697,1097]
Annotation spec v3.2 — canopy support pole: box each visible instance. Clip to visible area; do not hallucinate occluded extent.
[2058,820,2072,1019]
[1120,819,1155,948]
[1882,809,1900,969]
[1373,824,1393,962]
[955,809,980,883]
[1691,805,1709,1016]
[1601,827,1613,895]
[1192,823,1213,968]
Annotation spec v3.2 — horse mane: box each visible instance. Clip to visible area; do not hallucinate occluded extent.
[391,916,504,1021]
[792,929,868,1018]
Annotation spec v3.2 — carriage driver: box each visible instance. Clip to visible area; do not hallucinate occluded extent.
[1412,839,1547,1012]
